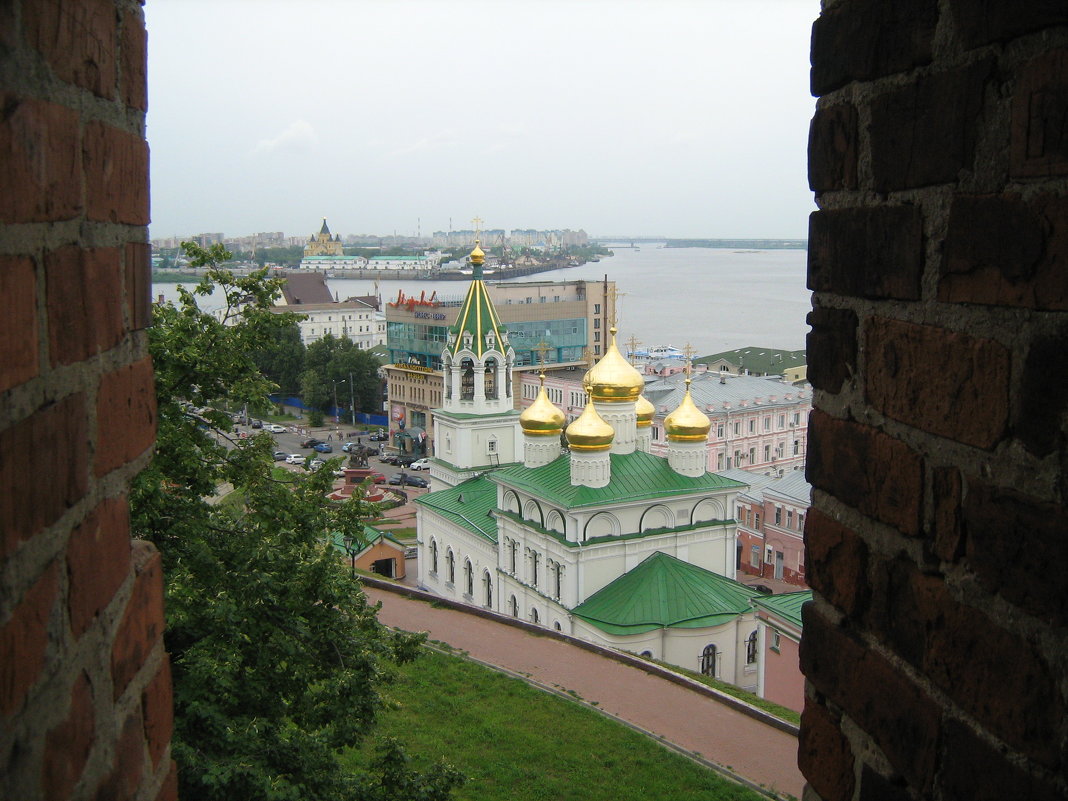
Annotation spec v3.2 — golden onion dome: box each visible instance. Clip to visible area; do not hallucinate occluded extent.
[469,240,485,266]
[520,375,566,436]
[584,328,644,403]
[664,379,711,441]
[565,399,615,451]
[635,394,655,427]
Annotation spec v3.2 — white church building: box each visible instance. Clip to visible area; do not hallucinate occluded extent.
[416,241,762,686]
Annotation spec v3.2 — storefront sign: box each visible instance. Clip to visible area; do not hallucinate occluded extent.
[388,289,439,310]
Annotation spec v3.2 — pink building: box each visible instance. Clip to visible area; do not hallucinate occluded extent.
[733,469,810,586]
[752,590,810,714]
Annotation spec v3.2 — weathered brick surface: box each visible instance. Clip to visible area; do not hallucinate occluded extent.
[120,9,147,112]
[808,207,923,301]
[155,760,178,801]
[94,357,156,477]
[799,699,856,801]
[810,0,937,95]
[801,606,941,792]
[42,672,95,801]
[0,562,59,717]
[1011,49,1068,178]
[930,467,962,562]
[94,709,146,801]
[125,242,152,331]
[110,542,164,700]
[804,508,869,618]
[0,94,82,223]
[864,317,1010,449]
[805,307,857,394]
[83,121,150,225]
[24,0,117,99]
[141,655,173,769]
[0,255,40,393]
[949,0,1068,50]
[809,103,858,192]
[46,246,125,366]
[807,411,923,537]
[0,394,88,557]
[962,480,1068,628]
[1015,331,1068,458]
[870,59,994,192]
[940,194,1068,310]
[67,497,131,638]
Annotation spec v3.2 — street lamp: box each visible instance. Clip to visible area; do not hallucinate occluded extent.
[332,379,347,424]
[348,371,356,426]
[342,534,359,578]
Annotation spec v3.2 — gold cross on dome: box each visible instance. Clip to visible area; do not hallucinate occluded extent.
[471,216,483,243]
[606,285,625,330]
[625,335,641,362]
[533,340,553,364]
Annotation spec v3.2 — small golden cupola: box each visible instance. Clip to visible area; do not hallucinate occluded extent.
[565,399,615,451]
[635,394,655,427]
[664,378,711,441]
[585,327,644,403]
[634,393,656,455]
[520,374,566,436]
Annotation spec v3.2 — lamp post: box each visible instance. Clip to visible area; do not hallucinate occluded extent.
[348,371,356,426]
[342,534,359,578]
[332,379,347,424]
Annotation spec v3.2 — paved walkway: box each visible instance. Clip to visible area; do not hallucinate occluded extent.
[364,586,804,799]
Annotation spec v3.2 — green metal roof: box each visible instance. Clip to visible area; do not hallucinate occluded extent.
[449,275,508,358]
[751,590,812,630]
[414,477,498,542]
[572,552,760,635]
[491,450,747,510]
[694,346,806,376]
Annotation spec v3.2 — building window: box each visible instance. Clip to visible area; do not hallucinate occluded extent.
[594,332,600,342]
[764,416,771,431]
[746,631,758,664]
[717,424,724,438]
[700,644,717,677]
[531,607,539,624]
[764,444,771,462]
[798,512,805,531]
[750,545,760,568]
[430,539,438,574]
[787,510,794,528]
[487,437,497,454]
[749,419,755,433]
[464,559,473,596]
[793,439,800,455]
[717,452,724,470]
[446,550,455,584]
[778,414,785,428]
[594,319,600,329]
[748,447,755,463]
[733,421,740,436]
[594,303,600,313]
[775,506,782,525]
[510,595,518,617]
[771,631,781,653]
[755,512,761,529]
[483,571,493,607]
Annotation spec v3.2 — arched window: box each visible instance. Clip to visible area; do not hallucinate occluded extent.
[746,631,758,665]
[510,595,518,617]
[531,607,539,624]
[430,539,438,574]
[464,559,473,596]
[446,549,455,584]
[700,643,718,677]
[640,650,653,659]
[483,571,492,607]
[485,357,498,399]
[553,621,562,632]
[460,359,474,400]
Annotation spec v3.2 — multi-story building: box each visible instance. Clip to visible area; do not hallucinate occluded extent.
[384,278,614,455]
[752,590,810,713]
[731,468,811,586]
[268,273,385,348]
[303,218,344,257]
[696,347,807,384]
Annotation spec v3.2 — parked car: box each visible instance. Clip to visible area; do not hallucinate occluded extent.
[369,472,386,483]
[272,451,288,461]
[300,438,322,448]
[285,453,305,465]
[369,430,389,442]
[268,424,286,434]
[379,453,399,465]
[313,442,333,453]
[250,419,263,428]
[409,458,431,471]
[404,475,429,488]
[395,456,417,467]
[309,458,326,470]
[387,473,406,485]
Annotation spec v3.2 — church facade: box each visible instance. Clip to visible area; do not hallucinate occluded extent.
[415,242,761,686]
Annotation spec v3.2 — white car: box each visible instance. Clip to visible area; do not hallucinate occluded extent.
[268,424,286,434]
[285,453,305,465]
[409,458,431,471]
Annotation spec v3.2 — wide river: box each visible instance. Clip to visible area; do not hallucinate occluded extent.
[153,245,811,356]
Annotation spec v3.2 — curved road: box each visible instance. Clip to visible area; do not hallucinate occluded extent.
[364,586,804,799]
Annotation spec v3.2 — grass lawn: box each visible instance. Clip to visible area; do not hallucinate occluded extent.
[378,526,417,540]
[343,648,765,801]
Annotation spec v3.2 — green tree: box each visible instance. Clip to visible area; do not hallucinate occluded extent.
[304,334,383,419]
[251,320,306,396]
[130,242,462,801]
[301,366,331,412]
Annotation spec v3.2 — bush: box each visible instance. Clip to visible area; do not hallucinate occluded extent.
[309,409,324,427]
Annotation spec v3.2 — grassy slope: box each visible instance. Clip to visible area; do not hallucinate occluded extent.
[344,648,765,801]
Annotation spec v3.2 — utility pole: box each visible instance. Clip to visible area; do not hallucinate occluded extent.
[349,372,356,426]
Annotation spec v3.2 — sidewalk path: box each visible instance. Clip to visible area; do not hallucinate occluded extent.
[364,586,804,799]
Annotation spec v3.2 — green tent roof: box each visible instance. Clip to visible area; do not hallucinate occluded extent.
[449,275,508,358]
[751,590,812,630]
[414,477,498,542]
[572,552,760,636]
[492,449,747,510]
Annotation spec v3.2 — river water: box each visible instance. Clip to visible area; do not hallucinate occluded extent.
[153,245,811,356]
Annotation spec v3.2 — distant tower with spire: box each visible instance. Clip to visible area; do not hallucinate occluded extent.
[304,217,344,257]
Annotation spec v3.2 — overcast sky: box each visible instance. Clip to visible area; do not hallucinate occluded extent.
[146,0,818,240]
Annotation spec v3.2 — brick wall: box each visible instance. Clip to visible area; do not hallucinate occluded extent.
[803,2,1068,799]
[0,2,174,800]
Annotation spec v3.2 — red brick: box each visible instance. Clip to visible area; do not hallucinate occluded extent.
[83,121,149,225]
[810,0,937,95]
[94,357,156,477]
[0,94,83,223]
[24,0,117,99]
[0,255,39,393]
[962,480,1068,627]
[46,245,125,366]
[0,0,14,50]
[870,58,994,191]
[125,242,151,331]
[799,699,856,801]
[940,194,1068,310]
[67,496,131,638]
[864,317,1010,450]
[1011,49,1068,178]
[807,412,923,537]
[111,541,164,700]
[858,764,913,801]
[42,671,95,800]
[804,508,869,618]
[809,102,858,191]
[0,394,89,557]
[141,655,173,769]
[93,709,145,801]
[154,760,178,801]
[930,467,962,562]
[949,0,1068,49]
[939,718,1065,801]
[801,605,941,792]
[808,207,923,301]
[120,9,147,111]
[0,562,58,716]
[1015,332,1068,458]
[806,306,857,394]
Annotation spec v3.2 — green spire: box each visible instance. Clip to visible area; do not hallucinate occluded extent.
[450,240,506,357]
